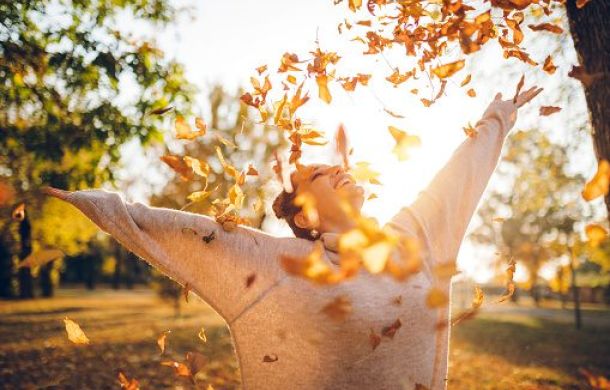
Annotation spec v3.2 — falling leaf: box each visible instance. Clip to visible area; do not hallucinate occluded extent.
[369,329,382,350]
[497,258,516,303]
[161,361,191,377]
[466,88,476,97]
[278,53,301,72]
[460,74,472,87]
[433,260,459,280]
[246,164,259,176]
[185,351,207,376]
[187,188,216,203]
[118,371,140,390]
[542,55,557,74]
[183,156,210,178]
[420,98,432,107]
[576,0,591,8]
[157,331,170,354]
[582,160,610,201]
[161,155,193,181]
[273,150,293,193]
[472,286,484,309]
[0,181,15,206]
[149,106,174,116]
[586,224,608,247]
[63,318,90,345]
[528,23,563,34]
[463,123,478,138]
[175,117,206,140]
[198,327,207,343]
[386,69,412,86]
[350,161,380,184]
[381,318,402,339]
[336,124,349,169]
[321,296,352,322]
[12,203,25,221]
[431,60,465,79]
[348,0,362,12]
[183,283,191,303]
[579,368,610,389]
[263,354,279,363]
[245,273,256,288]
[392,295,403,305]
[383,108,405,118]
[539,106,561,116]
[388,126,421,161]
[256,64,268,75]
[426,287,449,308]
[493,217,506,223]
[316,74,332,104]
[18,249,64,268]
[568,65,602,88]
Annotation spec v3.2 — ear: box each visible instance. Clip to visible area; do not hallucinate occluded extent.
[293,210,315,230]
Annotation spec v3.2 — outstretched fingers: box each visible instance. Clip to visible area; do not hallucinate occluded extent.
[515,87,543,108]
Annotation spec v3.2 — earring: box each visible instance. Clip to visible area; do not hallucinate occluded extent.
[311,229,319,239]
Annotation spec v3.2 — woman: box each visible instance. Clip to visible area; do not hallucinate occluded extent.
[45,86,541,389]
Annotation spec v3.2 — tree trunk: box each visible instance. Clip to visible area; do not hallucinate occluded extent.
[18,214,34,299]
[40,263,54,297]
[0,238,15,298]
[566,0,610,215]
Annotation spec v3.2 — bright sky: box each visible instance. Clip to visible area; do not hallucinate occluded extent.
[120,0,600,282]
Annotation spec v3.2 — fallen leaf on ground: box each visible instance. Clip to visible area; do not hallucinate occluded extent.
[64,318,90,345]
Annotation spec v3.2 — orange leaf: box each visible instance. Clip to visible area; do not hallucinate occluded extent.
[528,23,563,34]
[466,88,476,97]
[431,60,465,79]
[585,223,608,247]
[539,106,561,116]
[263,354,279,363]
[63,317,90,345]
[336,124,349,169]
[321,296,352,322]
[460,74,472,87]
[426,287,449,308]
[381,318,402,339]
[388,126,421,161]
[12,202,25,221]
[583,160,610,201]
[157,331,170,354]
[349,0,362,12]
[175,117,205,140]
[316,74,332,104]
[542,55,557,74]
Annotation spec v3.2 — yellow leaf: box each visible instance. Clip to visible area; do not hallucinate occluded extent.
[586,223,608,247]
[426,288,448,308]
[432,60,465,79]
[361,241,392,274]
[183,156,210,178]
[18,249,64,268]
[582,160,610,201]
[388,126,421,161]
[64,317,90,345]
[175,117,205,140]
[348,0,362,12]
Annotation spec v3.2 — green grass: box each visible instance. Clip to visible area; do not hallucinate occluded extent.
[0,288,608,389]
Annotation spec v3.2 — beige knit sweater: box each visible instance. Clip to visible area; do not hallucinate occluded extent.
[48,98,517,389]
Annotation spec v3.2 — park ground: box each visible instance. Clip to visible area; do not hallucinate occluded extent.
[0,288,608,389]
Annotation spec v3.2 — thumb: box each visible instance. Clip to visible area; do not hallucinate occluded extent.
[494,93,503,101]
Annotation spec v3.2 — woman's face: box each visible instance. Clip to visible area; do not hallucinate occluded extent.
[291,164,365,234]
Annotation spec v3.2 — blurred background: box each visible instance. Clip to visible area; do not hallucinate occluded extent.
[1,0,608,389]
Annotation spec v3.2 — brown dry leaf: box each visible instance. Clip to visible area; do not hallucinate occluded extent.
[381,318,402,339]
[392,295,403,305]
[431,60,465,79]
[386,69,412,86]
[245,273,256,288]
[426,287,449,308]
[369,329,382,350]
[388,126,421,161]
[466,88,476,97]
[568,65,602,88]
[149,106,174,116]
[263,354,279,363]
[17,249,64,268]
[161,155,193,181]
[321,296,352,322]
[202,231,216,244]
[539,106,561,116]
[12,202,25,221]
[336,124,349,169]
[460,74,472,87]
[504,49,538,66]
[278,52,301,72]
[528,23,563,34]
[586,224,608,247]
[582,160,610,201]
[420,98,432,107]
[542,55,557,74]
[281,242,343,284]
[316,74,332,104]
[118,371,140,390]
[576,0,591,8]
[383,108,405,118]
[175,117,206,140]
[157,331,170,354]
[186,351,207,376]
[579,368,610,389]
[0,181,15,206]
[246,164,259,176]
[63,317,90,345]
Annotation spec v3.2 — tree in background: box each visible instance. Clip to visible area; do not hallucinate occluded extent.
[471,129,590,305]
[0,0,195,298]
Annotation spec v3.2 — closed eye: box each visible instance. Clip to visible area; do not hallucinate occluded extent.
[310,172,323,182]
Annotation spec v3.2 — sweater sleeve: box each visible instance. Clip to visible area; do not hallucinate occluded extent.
[386,99,517,266]
[48,189,291,322]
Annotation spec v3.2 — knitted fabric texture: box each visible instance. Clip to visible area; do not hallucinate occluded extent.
[52,99,516,389]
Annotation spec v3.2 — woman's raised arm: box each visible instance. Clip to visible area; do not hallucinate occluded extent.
[386,88,542,266]
[44,188,294,322]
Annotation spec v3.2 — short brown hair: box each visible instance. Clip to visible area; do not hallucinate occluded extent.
[272,185,319,241]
